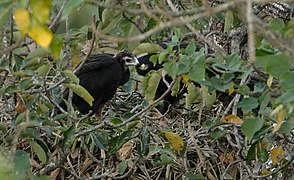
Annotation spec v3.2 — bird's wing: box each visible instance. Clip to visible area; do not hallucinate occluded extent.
[75,54,116,76]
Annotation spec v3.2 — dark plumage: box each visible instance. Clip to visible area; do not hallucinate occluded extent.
[59,49,139,118]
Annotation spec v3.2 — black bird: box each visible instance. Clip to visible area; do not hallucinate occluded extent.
[136,42,207,113]
[59,49,139,118]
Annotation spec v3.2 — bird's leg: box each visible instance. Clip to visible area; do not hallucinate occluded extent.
[95,104,105,120]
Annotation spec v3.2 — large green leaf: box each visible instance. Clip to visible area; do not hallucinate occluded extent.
[256,54,291,78]
[164,60,178,79]
[28,140,47,163]
[241,117,264,142]
[14,150,30,178]
[65,83,94,106]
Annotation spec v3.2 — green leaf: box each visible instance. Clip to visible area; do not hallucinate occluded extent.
[30,0,51,23]
[281,72,294,90]
[213,54,242,72]
[144,71,161,103]
[14,150,30,178]
[49,35,63,59]
[153,153,174,166]
[108,131,133,154]
[133,43,162,54]
[171,76,181,97]
[188,58,206,82]
[0,1,13,27]
[62,0,84,18]
[257,142,269,163]
[137,127,150,156]
[63,125,76,149]
[185,172,207,180]
[185,82,200,109]
[241,117,264,142]
[210,129,228,140]
[65,83,94,106]
[164,60,178,79]
[224,11,234,32]
[28,140,47,163]
[36,64,50,76]
[279,117,294,134]
[117,160,128,175]
[62,70,79,84]
[256,54,291,78]
[185,41,196,55]
[201,86,216,110]
[90,130,109,150]
[158,51,168,64]
[268,18,284,32]
[235,97,259,113]
[27,48,50,59]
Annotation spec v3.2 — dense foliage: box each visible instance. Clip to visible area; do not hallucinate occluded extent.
[0,0,293,179]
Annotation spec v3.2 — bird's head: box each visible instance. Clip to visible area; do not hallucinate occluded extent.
[113,49,139,66]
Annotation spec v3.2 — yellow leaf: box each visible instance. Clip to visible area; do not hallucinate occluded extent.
[267,75,273,89]
[182,74,189,82]
[221,114,243,125]
[270,146,285,165]
[228,86,235,95]
[30,0,52,23]
[163,131,184,151]
[13,9,30,36]
[272,105,285,133]
[260,169,270,175]
[28,21,53,48]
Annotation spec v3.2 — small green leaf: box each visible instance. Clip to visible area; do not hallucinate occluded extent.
[108,131,133,154]
[241,117,264,142]
[171,76,181,97]
[158,51,168,64]
[28,140,47,163]
[185,172,207,180]
[90,130,109,150]
[145,71,161,103]
[153,153,174,166]
[49,35,63,59]
[224,11,234,32]
[188,58,205,82]
[210,129,228,140]
[235,97,259,113]
[185,41,196,55]
[164,60,178,79]
[201,86,216,110]
[137,127,150,156]
[62,70,79,84]
[65,83,94,106]
[185,82,200,109]
[133,43,162,54]
[36,64,50,76]
[257,142,269,163]
[117,160,128,175]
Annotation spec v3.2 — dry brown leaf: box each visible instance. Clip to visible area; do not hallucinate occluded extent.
[116,141,133,161]
[219,152,235,164]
